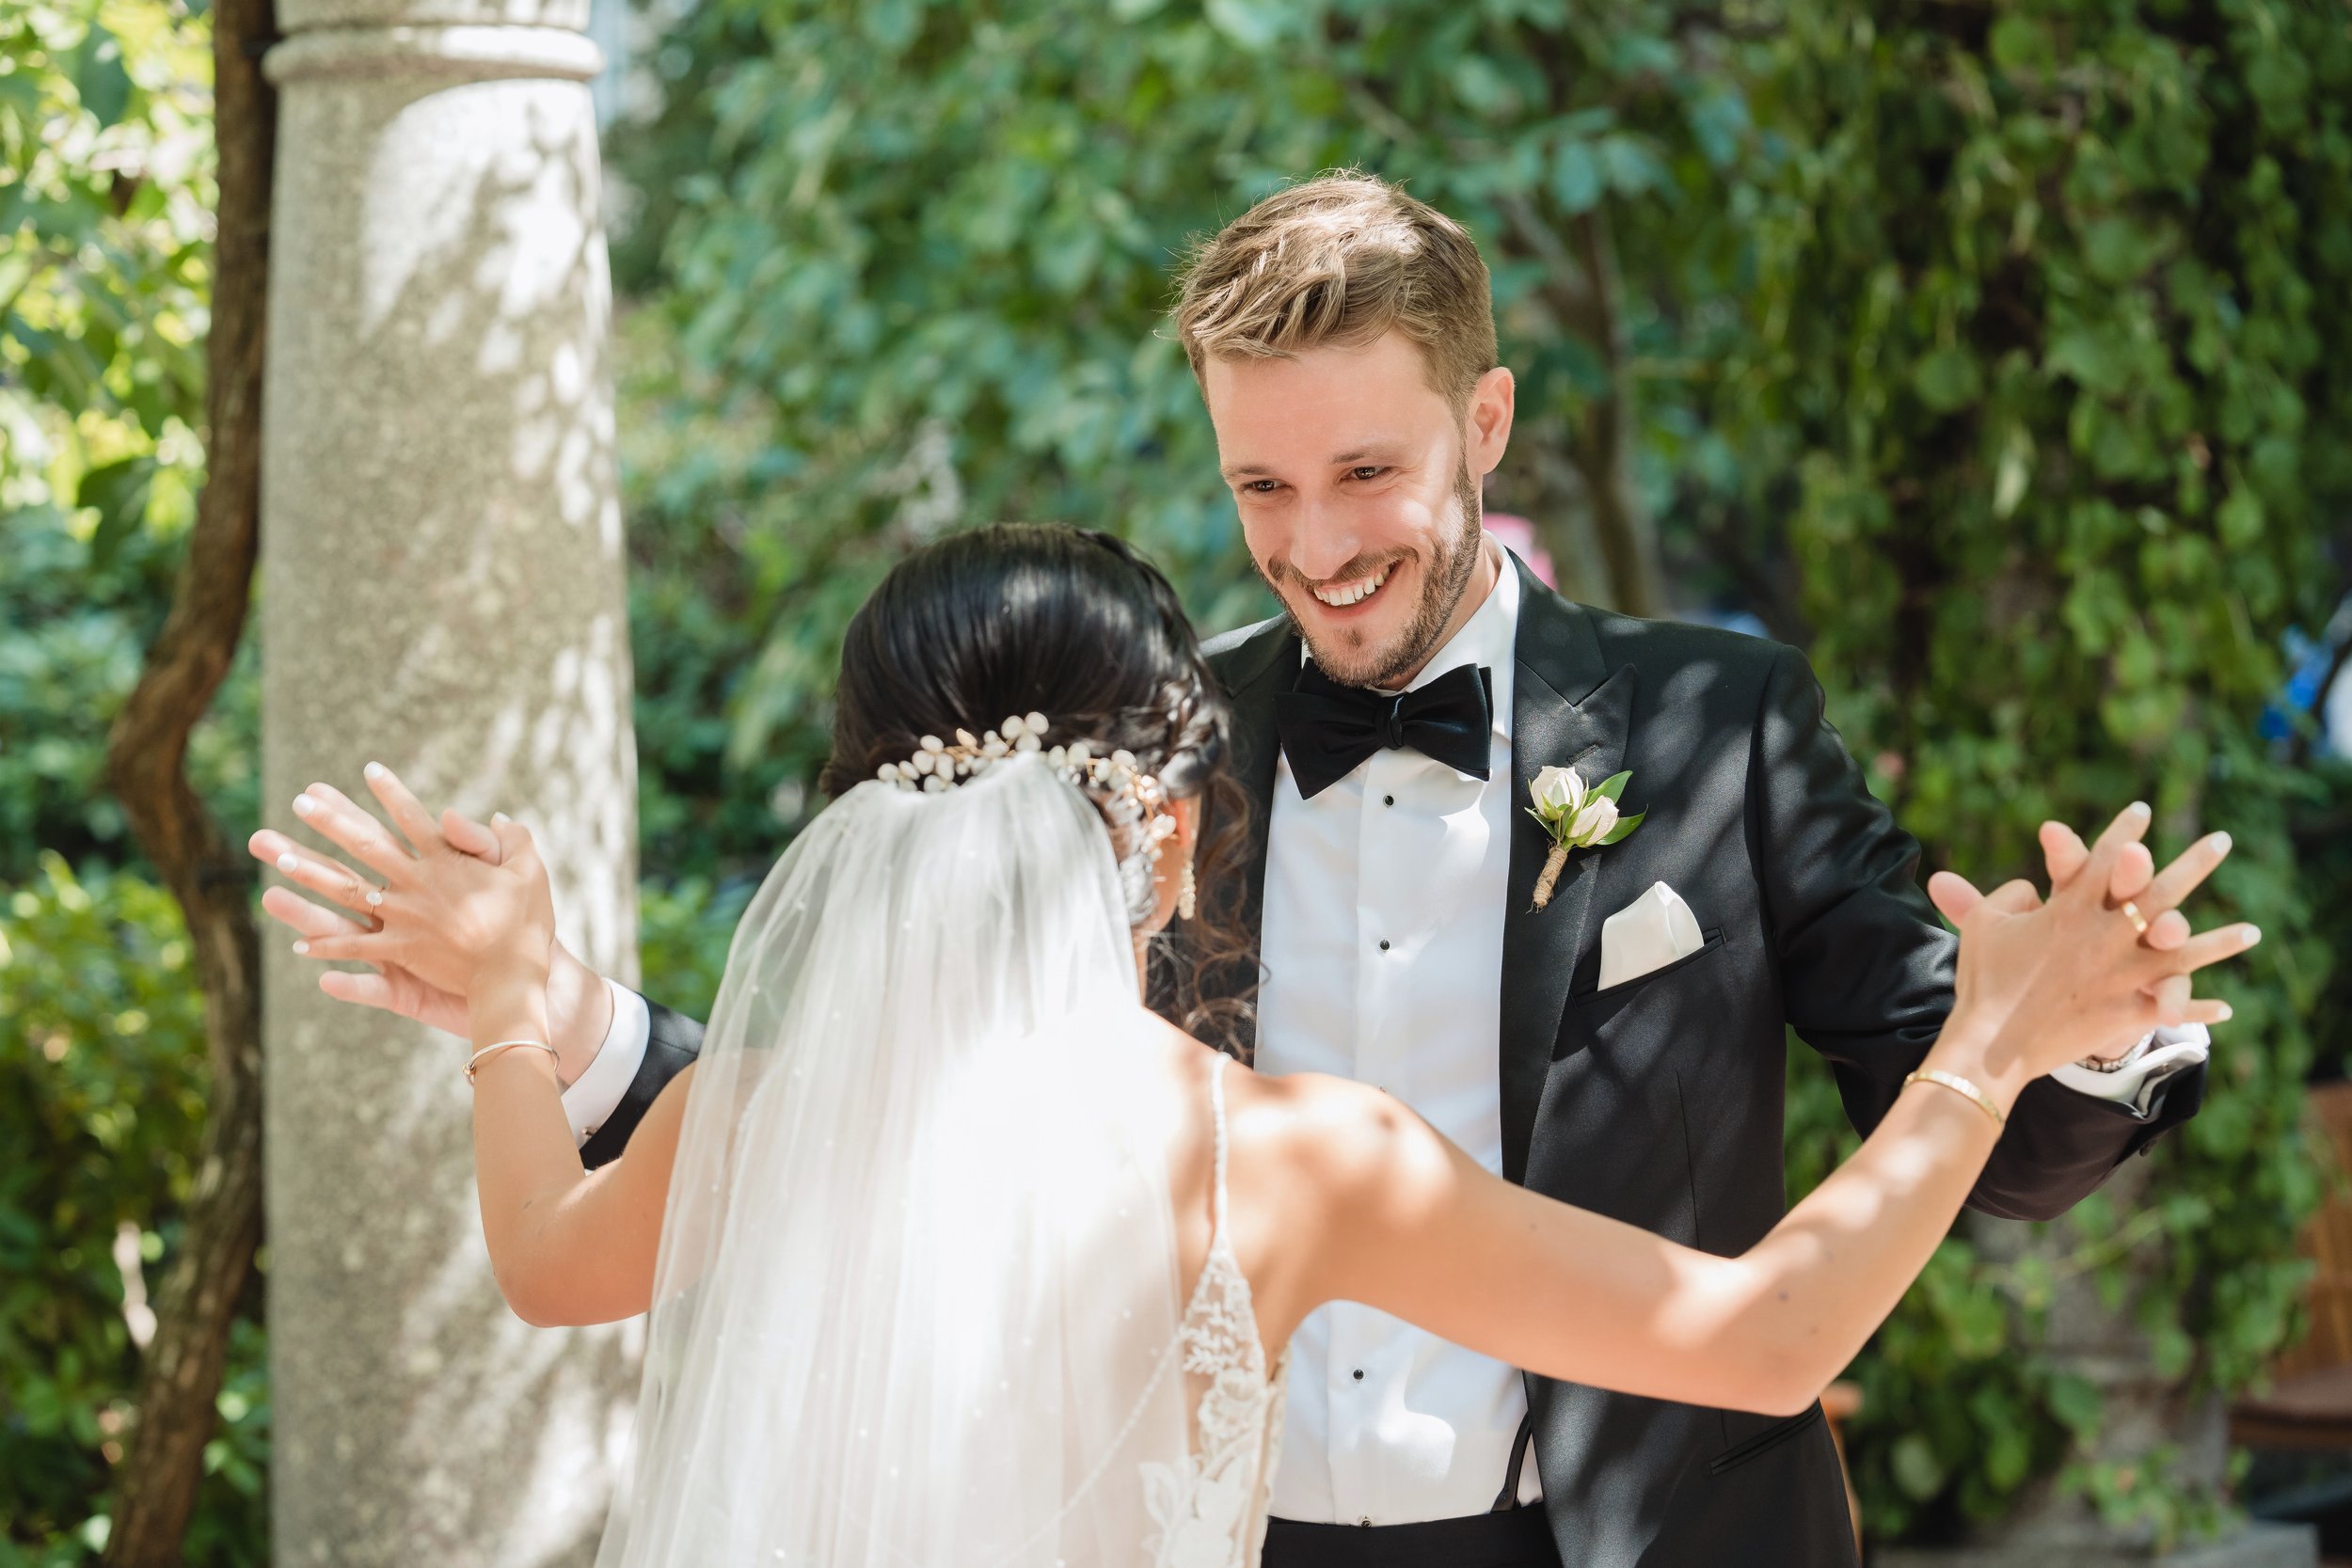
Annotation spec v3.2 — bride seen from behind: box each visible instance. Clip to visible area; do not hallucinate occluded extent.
[286,524,2250,1567]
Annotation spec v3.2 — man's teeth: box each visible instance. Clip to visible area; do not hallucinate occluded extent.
[1311,564,1391,608]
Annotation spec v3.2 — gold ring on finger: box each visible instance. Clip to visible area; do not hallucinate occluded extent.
[2121,899,2150,936]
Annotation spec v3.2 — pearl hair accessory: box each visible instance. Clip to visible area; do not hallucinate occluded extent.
[877,713,1181,922]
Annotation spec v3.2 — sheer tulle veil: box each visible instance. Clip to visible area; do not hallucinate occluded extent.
[591,755,1195,1567]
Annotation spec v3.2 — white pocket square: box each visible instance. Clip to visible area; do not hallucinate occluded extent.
[1598,881,1707,990]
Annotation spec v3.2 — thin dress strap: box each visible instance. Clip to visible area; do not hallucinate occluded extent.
[1208,1053,1232,1240]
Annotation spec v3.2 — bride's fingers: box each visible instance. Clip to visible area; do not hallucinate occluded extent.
[2040,820,2091,889]
[2143,909,2192,951]
[318,967,401,1011]
[260,884,376,939]
[2106,841,2155,907]
[291,783,414,881]
[2147,973,2192,1031]
[262,837,386,918]
[2159,921,2263,977]
[1928,869,1984,924]
[289,927,394,964]
[441,806,502,863]
[1983,879,2042,915]
[2134,831,2233,919]
[2060,802,2150,911]
[2181,996,2235,1026]
[362,762,447,858]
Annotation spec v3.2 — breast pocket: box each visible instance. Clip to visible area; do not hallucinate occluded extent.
[1574,927,1727,1004]
[1554,927,1730,1065]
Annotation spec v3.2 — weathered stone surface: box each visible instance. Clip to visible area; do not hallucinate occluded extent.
[278,0,595,38]
[259,2,637,1560]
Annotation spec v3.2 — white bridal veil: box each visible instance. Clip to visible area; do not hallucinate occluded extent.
[592,755,1195,1568]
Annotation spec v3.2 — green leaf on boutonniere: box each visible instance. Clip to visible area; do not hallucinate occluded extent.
[1597,810,1645,846]
[1593,769,1632,803]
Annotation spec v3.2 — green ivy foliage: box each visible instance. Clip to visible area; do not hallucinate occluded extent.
[0,0,248,885]
[0,857,268,1567]
[1,1,267,1560]
[1739,1,2352,1544]
[611,0,1784,894]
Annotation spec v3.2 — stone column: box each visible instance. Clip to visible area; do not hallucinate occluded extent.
[258,3,639,1561]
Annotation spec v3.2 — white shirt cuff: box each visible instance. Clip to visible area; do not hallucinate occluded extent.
[2048,1023,2210,1118]
[557,979,650,1148]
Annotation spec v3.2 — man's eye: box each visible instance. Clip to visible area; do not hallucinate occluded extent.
[1243,480,1280,496]
[1349,466,1384,482]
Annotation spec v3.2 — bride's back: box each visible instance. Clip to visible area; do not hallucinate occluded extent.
[599,524,1302,1568]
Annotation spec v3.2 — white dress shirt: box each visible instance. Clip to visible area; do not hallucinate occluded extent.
[558,979,647,1145]
[558,552,2209,1523]
[1254,551,1535,1525]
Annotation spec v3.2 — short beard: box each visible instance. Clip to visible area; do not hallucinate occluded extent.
[1287,458,1485,690]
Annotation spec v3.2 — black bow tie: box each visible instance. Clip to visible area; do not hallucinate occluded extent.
[1274,661,1495,800]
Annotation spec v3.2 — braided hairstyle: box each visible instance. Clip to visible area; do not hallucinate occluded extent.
[821,523,1258,1053]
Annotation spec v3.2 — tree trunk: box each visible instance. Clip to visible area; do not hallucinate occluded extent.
[96,0,276,1556]
[1564,205,1667,619]
[1486,189,1668,617]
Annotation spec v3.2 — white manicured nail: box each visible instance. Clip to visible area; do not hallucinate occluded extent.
[492,812,510,825]
[2242,926,2263,946]
[364,761,386,781]
[292,796,316,817]
[292,940,310,956]
[2216,1003,2234,1022]
[2209,832,2232,855]
[277,852,298,873]
[2128,800,2152,819]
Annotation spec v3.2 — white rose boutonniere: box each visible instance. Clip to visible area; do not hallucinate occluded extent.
[1527,764,1644,910]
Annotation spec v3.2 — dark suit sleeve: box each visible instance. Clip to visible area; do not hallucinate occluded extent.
[1750,644,2201,1222]
[579,996,705,1171]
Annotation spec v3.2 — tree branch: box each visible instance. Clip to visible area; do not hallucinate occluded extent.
[98,0,276,1555]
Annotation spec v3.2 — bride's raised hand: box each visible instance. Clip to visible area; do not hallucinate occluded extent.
[1924,803,2256,1089]
[288,765,558,999]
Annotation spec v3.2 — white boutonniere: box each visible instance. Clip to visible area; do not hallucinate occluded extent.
[1527,764,1645,911]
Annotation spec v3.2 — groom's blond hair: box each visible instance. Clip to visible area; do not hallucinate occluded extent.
[1171,171,1497,412]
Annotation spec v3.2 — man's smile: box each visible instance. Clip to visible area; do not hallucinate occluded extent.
[1308,562,1395,611]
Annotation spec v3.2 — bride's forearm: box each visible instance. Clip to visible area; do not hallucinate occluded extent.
[1718,1022,2011,1410]
[468,971,592,1321]
[1322,1013,2019,1418]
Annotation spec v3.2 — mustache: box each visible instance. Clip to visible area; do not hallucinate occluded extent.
[1257,549,1411,593]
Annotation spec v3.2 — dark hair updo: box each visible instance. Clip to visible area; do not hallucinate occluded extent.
[821,523,1255,1052]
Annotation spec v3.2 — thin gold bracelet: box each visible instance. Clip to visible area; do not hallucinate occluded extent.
[465,1038,559,1085]
[1902,1069,2006,1127]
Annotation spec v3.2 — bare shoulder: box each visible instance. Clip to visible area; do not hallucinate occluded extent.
[1221,1063,1417,1185]
[1115,1016,1446,1217]
[1222,1058,1448,1253]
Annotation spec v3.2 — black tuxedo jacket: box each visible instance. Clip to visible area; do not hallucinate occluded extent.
[585,555,2202,1567]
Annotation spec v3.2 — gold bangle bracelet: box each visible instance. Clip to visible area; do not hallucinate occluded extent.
[465,1038,559,1085]
[1903,1069,2006,1127]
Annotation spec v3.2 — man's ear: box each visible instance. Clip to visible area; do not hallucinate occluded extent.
[1467,365,1516,477]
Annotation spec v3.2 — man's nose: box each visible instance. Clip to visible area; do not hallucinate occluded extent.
[1287,497,1362,583]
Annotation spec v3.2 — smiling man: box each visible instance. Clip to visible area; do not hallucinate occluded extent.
[259,173,2213,1568]
[1208,319,1499,689]
[1152,174,2209,1568]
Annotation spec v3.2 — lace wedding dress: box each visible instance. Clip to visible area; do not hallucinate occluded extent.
[1144,1054,1292,1568]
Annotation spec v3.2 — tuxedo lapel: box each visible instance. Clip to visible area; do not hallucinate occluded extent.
[1200,615,1298,1022]
[1500,563,1636,1185]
